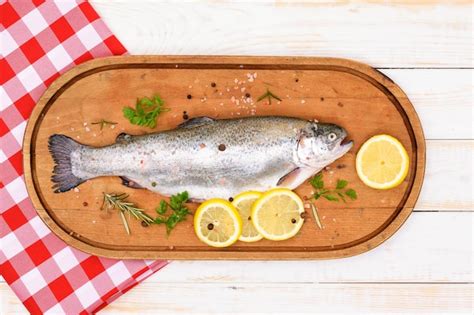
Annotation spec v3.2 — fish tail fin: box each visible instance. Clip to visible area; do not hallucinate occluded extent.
[48,134,85,193]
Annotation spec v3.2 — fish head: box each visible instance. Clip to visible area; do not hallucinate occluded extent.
[295,122,353,168]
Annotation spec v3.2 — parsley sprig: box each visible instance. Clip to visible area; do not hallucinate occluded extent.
[154,191,191,235]
[122,95,169,128]
[310,173,357,202]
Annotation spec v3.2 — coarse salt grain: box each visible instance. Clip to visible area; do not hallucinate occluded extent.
[73,188,80,193]
[234,78,239,83]
[241,87,246,92]
[301,100,306,104]
[85,127,90,132]
[253,72,257,78]
[83,122,87,126]
[231,96,236,103]
[111,125,115,129]
[76,136,80,139]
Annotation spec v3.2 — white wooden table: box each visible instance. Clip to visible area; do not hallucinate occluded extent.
[2,1,473,313]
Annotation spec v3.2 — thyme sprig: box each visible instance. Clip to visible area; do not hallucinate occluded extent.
[91,119,117,130]
[257,88,282,104]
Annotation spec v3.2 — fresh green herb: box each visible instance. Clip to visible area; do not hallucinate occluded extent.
[101,193,154,235]
[310,173,357,203]
[310,203,323,229]
[122,95,169,128]
[91,119,117,130]
[257,88,282,104]
[154,191,191,235]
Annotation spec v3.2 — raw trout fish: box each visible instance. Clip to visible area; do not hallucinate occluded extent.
[49,116,353,200]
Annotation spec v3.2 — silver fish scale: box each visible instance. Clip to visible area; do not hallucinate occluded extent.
[72,117,307,199]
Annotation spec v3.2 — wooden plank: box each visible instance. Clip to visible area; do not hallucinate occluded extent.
[417,140,473,210]
[2,282,470,314]
[101,283,473,314]
[91,1,473,68]
[380,69,473,140]
[117,212,474,283]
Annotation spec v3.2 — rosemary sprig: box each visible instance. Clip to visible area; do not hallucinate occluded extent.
[257,88,282,104]
[101,192,154,235]
[91,119,117,130]
[310,203,323,229]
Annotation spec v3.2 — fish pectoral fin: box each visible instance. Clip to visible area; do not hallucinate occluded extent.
[278,167,323,189]
[116,133,133,144]
[277,168,302,187]
[120,176,144,189]
[178,116,215,129]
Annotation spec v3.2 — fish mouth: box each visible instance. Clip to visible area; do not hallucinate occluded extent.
[338,138,353,155]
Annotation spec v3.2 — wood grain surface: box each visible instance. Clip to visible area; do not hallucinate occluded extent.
[2,0,472,314]
[23,56,425,260]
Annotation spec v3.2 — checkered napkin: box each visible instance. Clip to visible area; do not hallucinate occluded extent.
[0,1,168,313]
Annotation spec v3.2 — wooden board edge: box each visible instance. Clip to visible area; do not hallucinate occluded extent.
[22,55,426,260]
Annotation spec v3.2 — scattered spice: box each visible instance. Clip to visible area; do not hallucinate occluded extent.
[187,94,192,99]
[218,144,226,151]
[228,197,234,202]
[151,181,157,187]
[291,218,297,224]
[207,223,214,230]
[211,82,216,87]
[82,201,88,207]
[245,93,251,98]
[295,78,299,82]
[320,97,325,101]
[141,221,149,227]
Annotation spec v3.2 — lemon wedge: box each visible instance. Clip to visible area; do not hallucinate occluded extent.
[251,188,305,241]
[232,191,263,242]
[356,134,409,189]
[194,199,242,247]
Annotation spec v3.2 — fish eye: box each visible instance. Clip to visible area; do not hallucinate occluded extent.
[328,133,337,141]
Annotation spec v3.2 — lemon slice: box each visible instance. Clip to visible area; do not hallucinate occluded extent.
[356,134,409,189]
[251,188,305,241]
[232,191,263,242]
[194,199,242,247]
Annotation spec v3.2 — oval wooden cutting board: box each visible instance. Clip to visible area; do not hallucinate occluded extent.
[23,56,425,259]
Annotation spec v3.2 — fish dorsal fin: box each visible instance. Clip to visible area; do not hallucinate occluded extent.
[178,117,215,129]
[116,133,133,144]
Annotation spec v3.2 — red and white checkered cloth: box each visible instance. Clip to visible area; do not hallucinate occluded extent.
[0,1,168,313]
